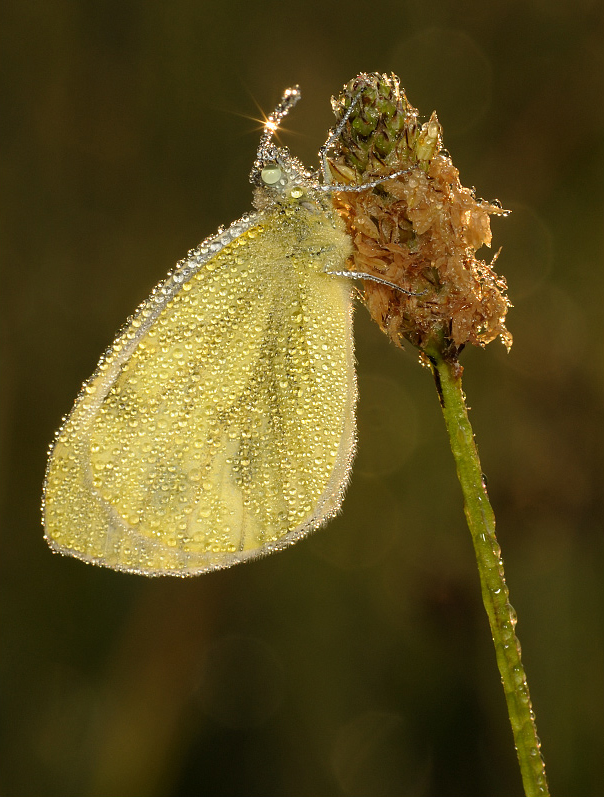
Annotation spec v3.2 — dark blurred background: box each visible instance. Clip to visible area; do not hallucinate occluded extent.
[2,0,603,795]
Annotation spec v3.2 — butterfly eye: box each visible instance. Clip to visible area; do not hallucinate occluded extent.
[260,165,283,185]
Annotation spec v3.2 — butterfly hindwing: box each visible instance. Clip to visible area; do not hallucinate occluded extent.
[43,202,356,575]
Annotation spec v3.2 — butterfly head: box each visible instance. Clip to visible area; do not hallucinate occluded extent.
[249,86,323,210]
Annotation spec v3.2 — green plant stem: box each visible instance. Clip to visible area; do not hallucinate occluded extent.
[426,346,550,797]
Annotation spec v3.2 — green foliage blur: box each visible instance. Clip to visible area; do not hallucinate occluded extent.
[2,1,604,795]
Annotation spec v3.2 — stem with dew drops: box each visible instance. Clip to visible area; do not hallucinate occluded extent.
[426,344,550,797]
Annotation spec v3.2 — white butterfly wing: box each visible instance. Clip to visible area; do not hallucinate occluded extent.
[43,205,356,575]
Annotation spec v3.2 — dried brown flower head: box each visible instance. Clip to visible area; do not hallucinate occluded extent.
[329,73,512,357]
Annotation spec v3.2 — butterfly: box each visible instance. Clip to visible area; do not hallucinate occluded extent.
[42,86,413,576]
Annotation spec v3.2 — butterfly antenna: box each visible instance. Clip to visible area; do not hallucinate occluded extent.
[257,86,302,161]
